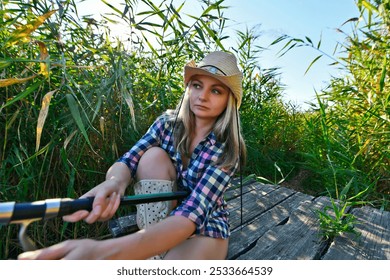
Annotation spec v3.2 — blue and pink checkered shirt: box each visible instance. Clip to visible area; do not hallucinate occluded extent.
[117,113,237,239]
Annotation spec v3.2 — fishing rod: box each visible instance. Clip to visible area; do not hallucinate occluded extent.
[0,191,189,252]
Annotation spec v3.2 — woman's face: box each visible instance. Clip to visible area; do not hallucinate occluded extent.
[188,75,231,123]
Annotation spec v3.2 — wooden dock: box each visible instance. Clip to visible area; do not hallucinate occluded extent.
[109,179,389,260]
[226,180,390,260]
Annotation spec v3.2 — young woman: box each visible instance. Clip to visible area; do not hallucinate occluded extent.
[18,51,246,260]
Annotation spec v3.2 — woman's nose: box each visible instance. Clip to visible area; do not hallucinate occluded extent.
[197,88,208,101]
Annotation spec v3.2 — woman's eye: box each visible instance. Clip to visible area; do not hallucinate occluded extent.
[212,89,221,95]
[192,83,201,89]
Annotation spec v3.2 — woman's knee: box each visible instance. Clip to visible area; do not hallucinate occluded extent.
[136,147,176,181]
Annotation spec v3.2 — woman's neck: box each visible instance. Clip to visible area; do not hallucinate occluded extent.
[193,118,214,140]
[181,118,214,165]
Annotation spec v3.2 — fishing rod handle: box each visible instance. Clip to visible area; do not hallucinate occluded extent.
[0,197,94,224]
[0,191,189,224]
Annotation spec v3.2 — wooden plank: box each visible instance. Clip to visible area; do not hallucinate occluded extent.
[236,196,334,260]
[227,183,278,215]
[227,191,313,259]
[225,179,266,201]
[322,206,390,260]
[107,181,390,260]
[228,184,296,230]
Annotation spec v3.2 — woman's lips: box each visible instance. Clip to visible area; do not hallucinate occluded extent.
[194,104,208,110]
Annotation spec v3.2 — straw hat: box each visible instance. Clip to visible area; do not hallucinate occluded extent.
[184,51,243,108]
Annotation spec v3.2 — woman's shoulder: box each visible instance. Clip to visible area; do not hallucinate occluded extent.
[151,110,179,130]
[159,110,180,124]
[162,109,175,119]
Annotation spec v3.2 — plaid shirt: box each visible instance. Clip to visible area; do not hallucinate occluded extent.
[117,113,236,239]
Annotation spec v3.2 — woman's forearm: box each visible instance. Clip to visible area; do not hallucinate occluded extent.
[99,216,196,259]
[105,162,132,193]
[100,165,195,259]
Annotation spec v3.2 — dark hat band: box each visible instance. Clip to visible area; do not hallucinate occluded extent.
[200,65,227,76]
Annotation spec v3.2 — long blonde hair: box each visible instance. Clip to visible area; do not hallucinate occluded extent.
[169,85,246,171]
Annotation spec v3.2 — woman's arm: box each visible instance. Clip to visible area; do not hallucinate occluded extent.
[170,165,231,236]
[18,216,195,260]
[101,216,195,259]
[105,161,133,189]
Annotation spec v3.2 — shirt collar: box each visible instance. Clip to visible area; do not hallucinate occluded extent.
[206,131,217,145]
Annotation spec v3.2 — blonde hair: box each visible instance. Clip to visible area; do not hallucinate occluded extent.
[169,84,246,171]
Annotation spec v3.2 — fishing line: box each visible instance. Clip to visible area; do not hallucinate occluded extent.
[236,100,243,230]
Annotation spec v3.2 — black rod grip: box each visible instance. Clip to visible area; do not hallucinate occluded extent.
[2,191,189,224]
[58,197,94,217]
[11,202,47,221]
[119,191,189,205]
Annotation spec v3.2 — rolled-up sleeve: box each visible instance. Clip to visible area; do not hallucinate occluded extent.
[171,165,231,238]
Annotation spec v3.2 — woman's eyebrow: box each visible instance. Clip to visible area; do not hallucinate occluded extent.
[192,78,203,84]
[212,83,226,88]
[212,83,229,91]
[191,77,228,90]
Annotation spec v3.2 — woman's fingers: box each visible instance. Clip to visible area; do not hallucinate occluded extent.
[61,181,123,224]
[98,192,120,221]
[18,241,71,260]
[99,193,115,220]
[84,191,118,223]
[18,240,98,260]
[63,210,89,222]
[84,204,102,224]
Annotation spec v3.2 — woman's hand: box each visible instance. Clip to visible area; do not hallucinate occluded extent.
[63,162,131,224]
[18,239,100,260]
[63,180,122,224]
[18,216,196,260]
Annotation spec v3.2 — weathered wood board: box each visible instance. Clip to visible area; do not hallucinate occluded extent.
[227,190,313,259]
[232,196,333,259]
[108,180,389,260]
[227,181,390,260]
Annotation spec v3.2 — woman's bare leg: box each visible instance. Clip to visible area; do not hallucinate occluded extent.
[164,235,229,260]
[136,147,176,181]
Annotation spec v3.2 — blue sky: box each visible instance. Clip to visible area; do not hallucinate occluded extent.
[78,0,360,110]
[222,0,359,109]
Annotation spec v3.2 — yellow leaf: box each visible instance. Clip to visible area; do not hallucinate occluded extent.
[0,75,38,87]
[8,10,57,46]
[36,41,49,77]
[36,89,57,152]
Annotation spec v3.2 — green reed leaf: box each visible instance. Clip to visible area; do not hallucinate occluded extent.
[65,93,93,150]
